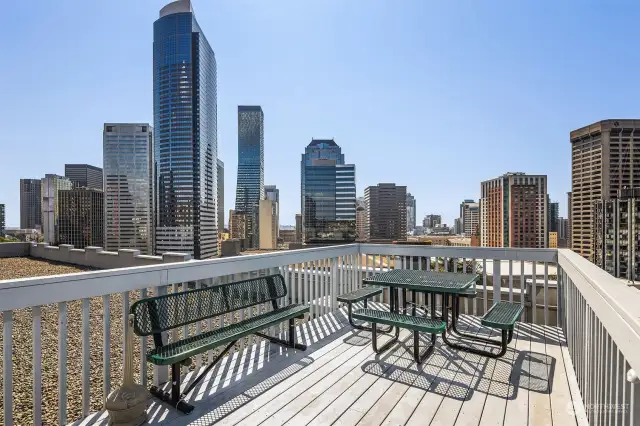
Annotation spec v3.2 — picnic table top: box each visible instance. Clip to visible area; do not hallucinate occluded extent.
[362,269,479,294]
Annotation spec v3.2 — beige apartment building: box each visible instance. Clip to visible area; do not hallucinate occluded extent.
[258,199,278,249]
[570,119,640,261]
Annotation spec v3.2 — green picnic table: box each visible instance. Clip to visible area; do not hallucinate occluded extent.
[349,269,522,360]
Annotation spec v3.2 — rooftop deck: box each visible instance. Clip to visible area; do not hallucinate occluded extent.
[69,304,581,426]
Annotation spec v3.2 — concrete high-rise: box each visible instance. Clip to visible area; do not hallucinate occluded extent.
[423,214,442,229]
[295,213,302,243]
[459,199,479,237]
[365,183,407,242]
[480,172,548,248]
[258,199,278,249]
[154,0,218,259]
[217,159,224,233]
[265,185,279,238]
[301,139,356,244]
[65,164,103,190]
[571,120,640,261]
[567,191,572,250]
[356,197,366,241]
[20,179,42,230]
[103,123,154,255]
[236,106,264,248]
[406,193,416,231]
[58,188,105,249]
[41,174,73,244]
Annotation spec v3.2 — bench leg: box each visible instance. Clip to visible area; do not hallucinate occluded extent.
[413,330,436,364]
[149,363,195,414]
[449,296,503,347]
[347,302,392,332]
[371,321,400,354]
[440,295,509,358]
[254,318,307,351]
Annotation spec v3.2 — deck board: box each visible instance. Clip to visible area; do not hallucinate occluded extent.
[67,306,582,426]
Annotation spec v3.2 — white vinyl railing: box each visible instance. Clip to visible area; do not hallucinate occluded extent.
[1,243,639,425]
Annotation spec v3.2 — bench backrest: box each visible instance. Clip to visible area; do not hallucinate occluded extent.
[130,274,287,336]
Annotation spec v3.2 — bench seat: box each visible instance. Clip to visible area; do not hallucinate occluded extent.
[481,301,523,331]
[148,303,308,365]
[352,308,445,334]
[337,287,382,303]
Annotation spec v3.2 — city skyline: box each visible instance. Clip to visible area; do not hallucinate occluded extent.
[4,1,636,228]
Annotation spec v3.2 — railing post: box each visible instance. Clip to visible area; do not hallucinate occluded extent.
[331,257,338,313]
[493,259,501,307]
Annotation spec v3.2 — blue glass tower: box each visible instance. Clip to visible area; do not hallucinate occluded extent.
[301,139,356,244]
[235,106,264,248]
[153,0,217,259]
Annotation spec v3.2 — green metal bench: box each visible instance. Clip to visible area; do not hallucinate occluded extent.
[352,308,445,363]
[337,287,391,332]
[130,274,309,414]
[443,300,522,358]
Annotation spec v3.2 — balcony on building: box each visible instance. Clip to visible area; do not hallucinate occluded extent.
[1,242,639,426]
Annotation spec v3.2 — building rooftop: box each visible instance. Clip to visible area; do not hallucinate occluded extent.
[0,257,92,281]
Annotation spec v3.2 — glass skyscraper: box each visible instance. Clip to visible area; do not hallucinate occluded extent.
[103,123,154,255]
[235,106,264,248]
[301,139,356,244]
[153,0,218,259]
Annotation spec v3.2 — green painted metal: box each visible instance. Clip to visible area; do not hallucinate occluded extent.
[337,287,382,303]
[362,269,479,294]
[481,301,523,330]
[130,274,288,336]
[147,304,309,365]
[352,308,446,333]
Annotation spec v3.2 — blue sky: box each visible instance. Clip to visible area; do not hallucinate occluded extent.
[2,0,640,228]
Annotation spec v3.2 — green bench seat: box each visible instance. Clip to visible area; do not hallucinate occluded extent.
[352,308,445,334]
[481,301,523,331]
[148,304,309,365]
[352,308,445,363]
[338,287,387,331]
[130,273,308,414]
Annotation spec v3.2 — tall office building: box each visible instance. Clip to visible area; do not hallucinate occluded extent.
[480,172,548,248]
[103,123,154,255]
[41,174,73,244]
[0,204,5,235]
[423,214,442,229]
[364,183,407,242]
[593,188,640,281]
[20,178,42,230]
[58,188,105,249]
[557,217,569,248]
[265,185,279,238]
[65,164,103,190]
[295,213,302,243]
[301,139,356,244]
[406,193,416,231]
[236,106,264,248]
[217,159,224,233]
[571,119,640,260]
[356,197,366,241]
[548,200,559,233]
[154,0,218,259]
[258,199,278,249]
[459,199,479,237]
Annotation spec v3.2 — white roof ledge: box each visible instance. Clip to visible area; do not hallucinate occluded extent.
[160,0,192,18]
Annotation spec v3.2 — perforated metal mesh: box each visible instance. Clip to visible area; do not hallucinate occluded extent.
[363,269,478,293]
[337,287,382,302]
[131,274,287,336]
[481,301,523,330]
[352,308,446,333]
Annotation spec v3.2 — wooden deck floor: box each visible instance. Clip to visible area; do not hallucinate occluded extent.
[70,303,585,426]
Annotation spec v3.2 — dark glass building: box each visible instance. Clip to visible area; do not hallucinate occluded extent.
[153,0,218,259]
[64,164,103,190]
[20,178,42,230]
[301,139,356,244]
[235,106,264,248]
[57,188,105,249]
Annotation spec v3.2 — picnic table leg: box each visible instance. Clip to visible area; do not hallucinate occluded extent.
[430,293,436,344]
[449,295,503,347]
[371,320,400,354]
